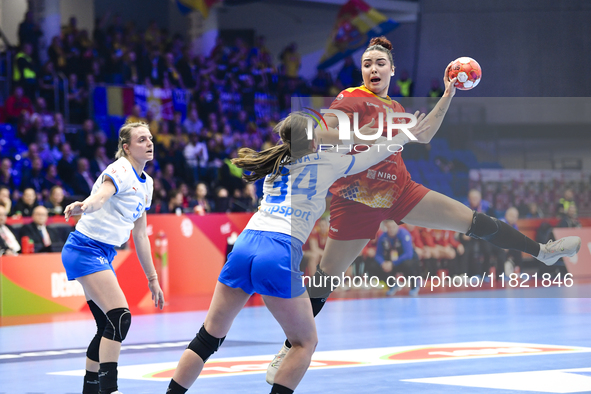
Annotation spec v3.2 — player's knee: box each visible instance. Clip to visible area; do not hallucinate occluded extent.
[103,308,132,342]
[466,211,499,240]
[288,332,318,354]
[187,325,225,362]
[86,300,107,362]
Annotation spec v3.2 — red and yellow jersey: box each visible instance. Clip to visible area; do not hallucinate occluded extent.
[327,86,410,209]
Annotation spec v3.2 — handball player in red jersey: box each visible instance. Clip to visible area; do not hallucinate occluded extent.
[266,36,581,384]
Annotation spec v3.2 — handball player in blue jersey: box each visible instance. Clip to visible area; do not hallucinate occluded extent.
[62,122,164,394]
[165,111,430,394]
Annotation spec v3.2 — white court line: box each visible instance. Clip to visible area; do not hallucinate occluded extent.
[403,367,591,393]
[48,341,591,381]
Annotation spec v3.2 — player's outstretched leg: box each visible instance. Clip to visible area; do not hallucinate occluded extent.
[402,191,582,266]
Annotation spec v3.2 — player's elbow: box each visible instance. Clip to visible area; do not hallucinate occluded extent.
[415,134,432,144]
[132,228,149,242]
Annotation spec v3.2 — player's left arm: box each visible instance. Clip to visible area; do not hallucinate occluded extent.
[414,63,458,143]
[133,211,165,309]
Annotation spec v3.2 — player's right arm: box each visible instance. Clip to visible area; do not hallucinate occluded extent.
[314,115,340,145]
[315,97,382,145]
[64,176,117,221]
[415,64,457,143]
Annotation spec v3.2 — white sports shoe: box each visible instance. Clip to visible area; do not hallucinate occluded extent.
[537,236,581,266]
[266,343,290,385]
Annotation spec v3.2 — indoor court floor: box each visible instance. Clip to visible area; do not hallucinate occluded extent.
[1,285,591,393]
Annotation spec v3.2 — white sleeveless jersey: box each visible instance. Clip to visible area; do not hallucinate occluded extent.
[246,151,354,244]
[76,157,153,246]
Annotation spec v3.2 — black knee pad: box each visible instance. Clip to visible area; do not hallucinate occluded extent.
[86,334,101,362]
[466,211,539,255]
[187,325,225,362]
[103,308,131,343]
[86,301,107,362]
[88,300,108,332]
[466,211,499,239]
[306,265,334,300]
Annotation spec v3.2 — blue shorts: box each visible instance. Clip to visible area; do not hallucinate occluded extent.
[218,230,305,299]
[62,230,117,280]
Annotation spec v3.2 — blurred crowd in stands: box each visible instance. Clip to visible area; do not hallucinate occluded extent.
[0,11,445,221]
[467,178,591,219]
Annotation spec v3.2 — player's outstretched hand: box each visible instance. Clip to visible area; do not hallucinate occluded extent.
[443,62,458,97]
[64,201,85,221]
[149,279,165,310]
[408,110,431,142]
[358,118,380,136]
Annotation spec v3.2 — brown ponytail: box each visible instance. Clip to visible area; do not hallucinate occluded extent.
[232,112,311,182]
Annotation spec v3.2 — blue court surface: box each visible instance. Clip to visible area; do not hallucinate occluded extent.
[1,286,591,393]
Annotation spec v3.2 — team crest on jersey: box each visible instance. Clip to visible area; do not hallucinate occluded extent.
[132,187,138,193]
[336,93,344,101]
[367,169,377,179]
